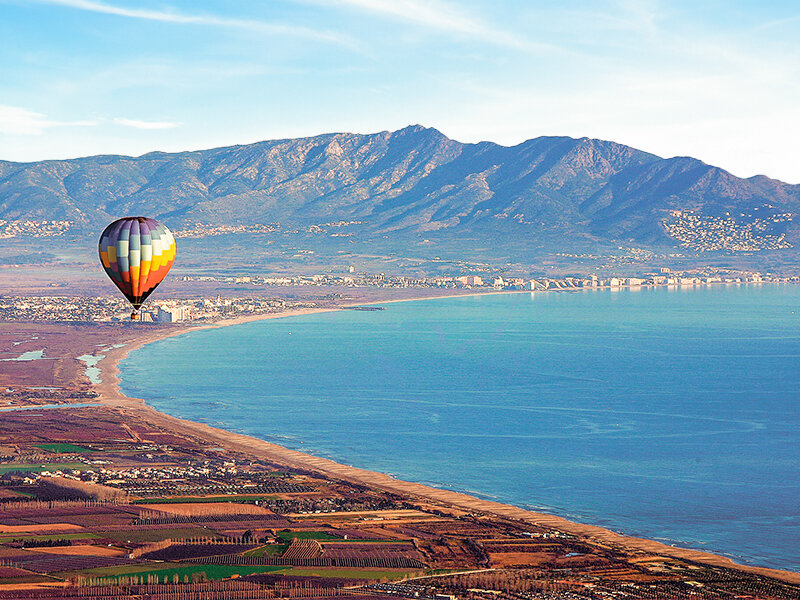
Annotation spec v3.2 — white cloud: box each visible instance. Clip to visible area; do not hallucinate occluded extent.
[333,0,484,32]
[33,0,350,45]
[0,105,96,135]
[114,118,180,130]
[0,106,50,135]
[325,0,552,51]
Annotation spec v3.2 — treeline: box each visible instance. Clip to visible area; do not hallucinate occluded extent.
[8,537,73,548]
[39,476,130,502]
[0,499,124,511]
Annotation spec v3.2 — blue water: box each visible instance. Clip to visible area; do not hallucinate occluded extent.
[120,285,800,572]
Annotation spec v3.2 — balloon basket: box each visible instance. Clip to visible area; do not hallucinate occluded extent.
[130,311,140,321]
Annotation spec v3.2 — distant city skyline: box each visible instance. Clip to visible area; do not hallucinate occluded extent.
[1,0,799,183]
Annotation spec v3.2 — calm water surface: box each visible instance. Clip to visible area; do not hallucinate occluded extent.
[120,285,800,571]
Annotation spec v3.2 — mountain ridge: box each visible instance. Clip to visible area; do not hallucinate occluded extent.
[2,125,799,257]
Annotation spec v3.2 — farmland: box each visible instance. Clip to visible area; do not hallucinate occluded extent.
[33,444,92,454]
[1,321,800,599]
[244,544,289,557]
[62,563,288,584]
[277,531,342,542]
[0,463,86,475]
[277,568,424,580]
[134,494,280,505]
[0,408,799,600]
[102,527,222,543]
[0,533,98,543]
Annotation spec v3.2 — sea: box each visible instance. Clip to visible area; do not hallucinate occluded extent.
[119,284,800,572]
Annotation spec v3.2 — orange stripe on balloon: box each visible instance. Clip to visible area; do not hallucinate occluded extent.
[130,266,140,297]
[139,260,152,294]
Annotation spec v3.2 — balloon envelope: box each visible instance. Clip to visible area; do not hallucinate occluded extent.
[98,217,176,309]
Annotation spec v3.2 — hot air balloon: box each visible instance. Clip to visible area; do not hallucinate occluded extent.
[98,217,176,319]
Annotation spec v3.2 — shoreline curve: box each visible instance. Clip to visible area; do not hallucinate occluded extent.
[93,292,800,585]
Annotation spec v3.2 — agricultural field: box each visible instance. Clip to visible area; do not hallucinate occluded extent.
[276,530,341,542]
[0,463,86,475]
[0,533,99,543]
[133,494,279,505]
[0,387,798,598]
[0,565,52,585]
[102,527,221,543]
[33,444,93,454]
[141,543,256,561]
[280,567,424,580]
[244,544,289,557]
[61,563,288,584]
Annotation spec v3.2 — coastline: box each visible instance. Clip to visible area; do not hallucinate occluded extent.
[92,292,800,586]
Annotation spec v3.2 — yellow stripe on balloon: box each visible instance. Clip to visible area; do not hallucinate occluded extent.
[130,265,140,297]
[151,239,163,271]
[139,259,152,292]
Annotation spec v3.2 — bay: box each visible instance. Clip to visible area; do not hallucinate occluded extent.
[120,284,800,572]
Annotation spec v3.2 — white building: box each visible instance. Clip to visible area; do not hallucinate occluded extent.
[156,305,188,323]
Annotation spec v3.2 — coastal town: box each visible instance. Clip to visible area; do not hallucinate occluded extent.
[0,269,793,323]
[0,212,796,256]
[0,220,73,239]
[182,269,791,291]
[0,295,318,323]
[662,209,793,252]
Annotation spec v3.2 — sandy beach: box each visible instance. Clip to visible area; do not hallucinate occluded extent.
[80,296,800,586]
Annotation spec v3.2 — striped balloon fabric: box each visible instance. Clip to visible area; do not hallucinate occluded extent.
[98,217,177,310]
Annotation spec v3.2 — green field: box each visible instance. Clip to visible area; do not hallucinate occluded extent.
[69,563,423,583]
[243,543,289,557]
[0,463,86,475]
[68,564,287,583]
[103,527,220,543]
[277,531,340,542]
[0,488,36,498]
[133,495,277,504]
[13,490,36,497]
[33,443,93,454]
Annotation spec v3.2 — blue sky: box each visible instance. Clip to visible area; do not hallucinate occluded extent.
[1,0,799,182]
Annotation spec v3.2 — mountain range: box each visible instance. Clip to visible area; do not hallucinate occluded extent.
[2,125,799,260]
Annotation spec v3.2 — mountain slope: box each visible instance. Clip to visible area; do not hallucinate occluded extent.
[2,125,798,255]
